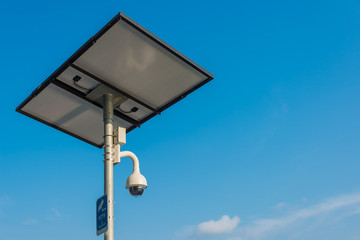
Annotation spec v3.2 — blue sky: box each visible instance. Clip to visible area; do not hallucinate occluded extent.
[1,0,360,239]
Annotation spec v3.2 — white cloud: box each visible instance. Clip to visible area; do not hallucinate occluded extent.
[46,207,62,221]
[273,202,287,210]
[0,193,15,219]
[22,218,38,225]
[235,192,360,239]
[51,207,61,218]
[195,215,240,235]
[178,192,360,240]
[349,207,360,216]
[0,193,14,206]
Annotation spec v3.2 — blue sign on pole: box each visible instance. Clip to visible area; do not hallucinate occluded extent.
[96,194,108,236]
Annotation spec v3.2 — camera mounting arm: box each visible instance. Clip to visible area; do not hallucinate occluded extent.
[112,127,140,172]
[113,127,147,196]
[118,151,140,172]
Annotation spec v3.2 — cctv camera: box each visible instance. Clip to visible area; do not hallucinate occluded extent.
[126,171,147,197]
[128,186,145,197]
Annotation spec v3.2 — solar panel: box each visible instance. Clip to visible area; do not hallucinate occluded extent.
[16,12,214,148]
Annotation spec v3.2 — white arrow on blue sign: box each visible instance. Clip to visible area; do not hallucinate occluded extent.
[96,194,108,235]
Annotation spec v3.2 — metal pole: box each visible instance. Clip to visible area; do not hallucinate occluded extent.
[103,93,114,240]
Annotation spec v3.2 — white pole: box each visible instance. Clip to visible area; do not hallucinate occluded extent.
[103,93,114,240]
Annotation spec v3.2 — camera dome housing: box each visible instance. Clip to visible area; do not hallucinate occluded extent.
[128,186,145,196]
[126,171,147,197]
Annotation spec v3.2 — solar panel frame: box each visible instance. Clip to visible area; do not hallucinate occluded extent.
[16,12,214,148]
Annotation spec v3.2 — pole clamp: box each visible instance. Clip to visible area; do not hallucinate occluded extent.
[113,127,126,165]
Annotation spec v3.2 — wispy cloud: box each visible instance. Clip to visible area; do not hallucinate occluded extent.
[179,192,360,240]
[46,207,62,221]
[22,218,38,225]
[195,215,240,235]
[51,207,61,218]
[0,193,15,218]
[273,202,287,210]
[0,193,14,206]
[235,192,360,239]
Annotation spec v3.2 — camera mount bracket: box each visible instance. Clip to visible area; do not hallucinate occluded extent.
[113,127,126,166]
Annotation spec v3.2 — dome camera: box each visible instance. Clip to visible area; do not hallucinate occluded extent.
[128,186,145,197]
[126,171,147,197]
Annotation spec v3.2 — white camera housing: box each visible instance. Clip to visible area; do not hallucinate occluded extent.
[126,171,148,197]
[126,171,148,189]
[118,151,148,197]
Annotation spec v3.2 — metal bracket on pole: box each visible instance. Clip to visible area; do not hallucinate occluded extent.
[113,127,126,166]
